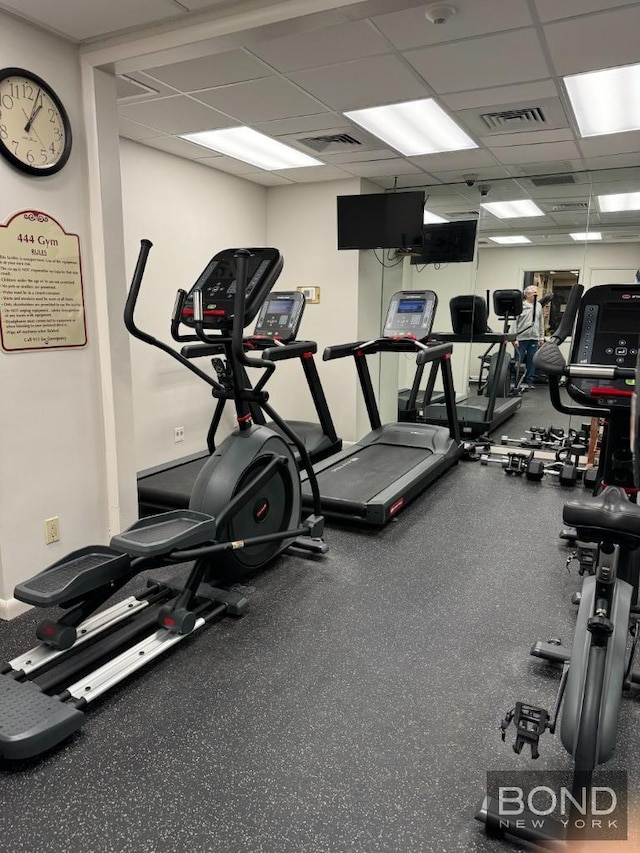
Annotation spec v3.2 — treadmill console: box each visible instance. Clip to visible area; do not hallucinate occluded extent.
[252,291,305,343]
[383,290,437,340]
[570,284,639,407]
[181,247,283,330]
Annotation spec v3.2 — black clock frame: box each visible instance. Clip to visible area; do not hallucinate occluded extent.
[0,67,72,176]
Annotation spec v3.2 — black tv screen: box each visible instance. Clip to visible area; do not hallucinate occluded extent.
[410,220,477,264]
[337,191,425,250]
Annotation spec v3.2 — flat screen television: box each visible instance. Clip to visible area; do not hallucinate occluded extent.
[410,220,477,264]
[337,191,425,250]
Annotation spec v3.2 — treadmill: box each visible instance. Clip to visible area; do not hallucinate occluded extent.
[137,271,341,516]
[300,290,462,526]
[419,290,523,438]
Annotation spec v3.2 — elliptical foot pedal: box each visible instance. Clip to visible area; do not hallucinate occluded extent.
[111,510,217,556]
[149,576,249,616]
[500,702,549,759]
[14,546,131,608]
[0,674,84,759]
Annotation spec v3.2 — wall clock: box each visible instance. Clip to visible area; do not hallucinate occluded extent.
[0,67,72,176]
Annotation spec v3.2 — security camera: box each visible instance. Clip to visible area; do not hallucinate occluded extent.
[424,3,457,25]
[463,174,478,188]
[479,185,490,197]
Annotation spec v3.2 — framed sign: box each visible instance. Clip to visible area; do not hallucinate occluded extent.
[0,209,86,351]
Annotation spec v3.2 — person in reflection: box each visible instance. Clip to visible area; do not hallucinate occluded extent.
[514,285,545,390]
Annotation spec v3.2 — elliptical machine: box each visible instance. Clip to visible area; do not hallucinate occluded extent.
[477,283,640,847]
[0,242,325,760]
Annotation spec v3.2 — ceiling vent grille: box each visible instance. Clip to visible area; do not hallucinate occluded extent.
[298,133,363,152]
[480,106,547,130]
[530,173,576,187]
[551,202,589,212]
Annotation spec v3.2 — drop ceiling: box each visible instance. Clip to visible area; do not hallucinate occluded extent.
[1,0,640,244]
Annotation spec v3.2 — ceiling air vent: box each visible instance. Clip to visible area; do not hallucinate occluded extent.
[530,173,576,187]
[298,133,363,153]
[551,202,589,212]
[480,106,547,131]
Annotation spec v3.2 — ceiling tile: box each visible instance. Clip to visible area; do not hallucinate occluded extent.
[492,141,582,165]
[0,0,181,40]
[578,130,640,158]
[410,149,498,172]
[141,136,219,160]
[198,155,257,175]
[543,5,640,75]
[320,149,399,164]
[118,71,178,100]
[117,117,164,141]
[373,0,533,50]
[479,129,574,148]
[118,96,236,134]
[247,20,390,72]
[272,165,352,182]
[238,172,295,186]
[582,153,640,171]
[143,49,270,91]
[288,54,430,110]
[338,158,423,177]
[533,0,638,23]
[425,166,513,183]
[404,29,551,93]
[254,113,344,136]
[442,80,558,111]
[194,77,324,122]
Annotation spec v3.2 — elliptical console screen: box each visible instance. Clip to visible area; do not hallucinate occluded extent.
[383,290,437,340]
[253,291,305,343]
[181,248,283,330]
[570,285,640,407]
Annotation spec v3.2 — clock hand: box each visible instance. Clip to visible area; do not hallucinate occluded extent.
[23,88,42,133]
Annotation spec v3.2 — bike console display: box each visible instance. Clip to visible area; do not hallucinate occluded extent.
[181,247,283,330]
[383,290,437,340]
[252,291,305,343]
[570,284,640,407]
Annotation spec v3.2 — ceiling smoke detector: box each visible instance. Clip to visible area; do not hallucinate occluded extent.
[425,3,457,24]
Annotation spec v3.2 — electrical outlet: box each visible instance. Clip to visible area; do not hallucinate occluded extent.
[174,427,184,443]
[44,516,60,545]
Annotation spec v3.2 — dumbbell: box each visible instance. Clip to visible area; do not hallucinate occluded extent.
[525,458,579,486]
[481,451,532,475]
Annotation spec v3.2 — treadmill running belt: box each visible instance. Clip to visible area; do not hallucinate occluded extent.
[312,444,430,502]
[138,458,207,509]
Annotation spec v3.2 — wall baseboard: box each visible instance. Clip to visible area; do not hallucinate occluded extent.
[0,598,31,621]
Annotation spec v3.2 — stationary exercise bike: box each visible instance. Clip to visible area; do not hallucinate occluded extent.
[477,283,640,847]
[0,241,325,759]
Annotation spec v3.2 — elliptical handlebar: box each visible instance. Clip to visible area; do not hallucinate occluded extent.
[534,283,584,377]
[124,240,224,392]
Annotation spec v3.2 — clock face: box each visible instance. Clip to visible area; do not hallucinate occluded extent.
[0,68,72,176]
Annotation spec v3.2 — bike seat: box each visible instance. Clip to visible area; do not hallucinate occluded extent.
[563,486,640,549]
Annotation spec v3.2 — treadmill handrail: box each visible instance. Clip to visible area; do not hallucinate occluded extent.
[430,332,517,344]
[416,342,454,364]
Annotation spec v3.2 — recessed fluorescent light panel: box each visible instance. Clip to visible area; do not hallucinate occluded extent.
[570,232,602,241]
[489,236,532,244]
[343,98,477,156]
[564,63,640,137]
[423,210,449,224]
[598,192,640,212]
[180,127,322,170]
[481,200,544,219]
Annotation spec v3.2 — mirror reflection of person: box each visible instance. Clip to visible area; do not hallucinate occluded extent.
[514,285,545,390]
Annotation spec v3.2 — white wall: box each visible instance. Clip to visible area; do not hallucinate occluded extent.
[120,139,268,472]
[0,14,107,612]
[266,178,365,442]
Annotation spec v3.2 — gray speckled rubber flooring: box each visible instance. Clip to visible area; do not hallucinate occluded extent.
[1,390,638,853]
